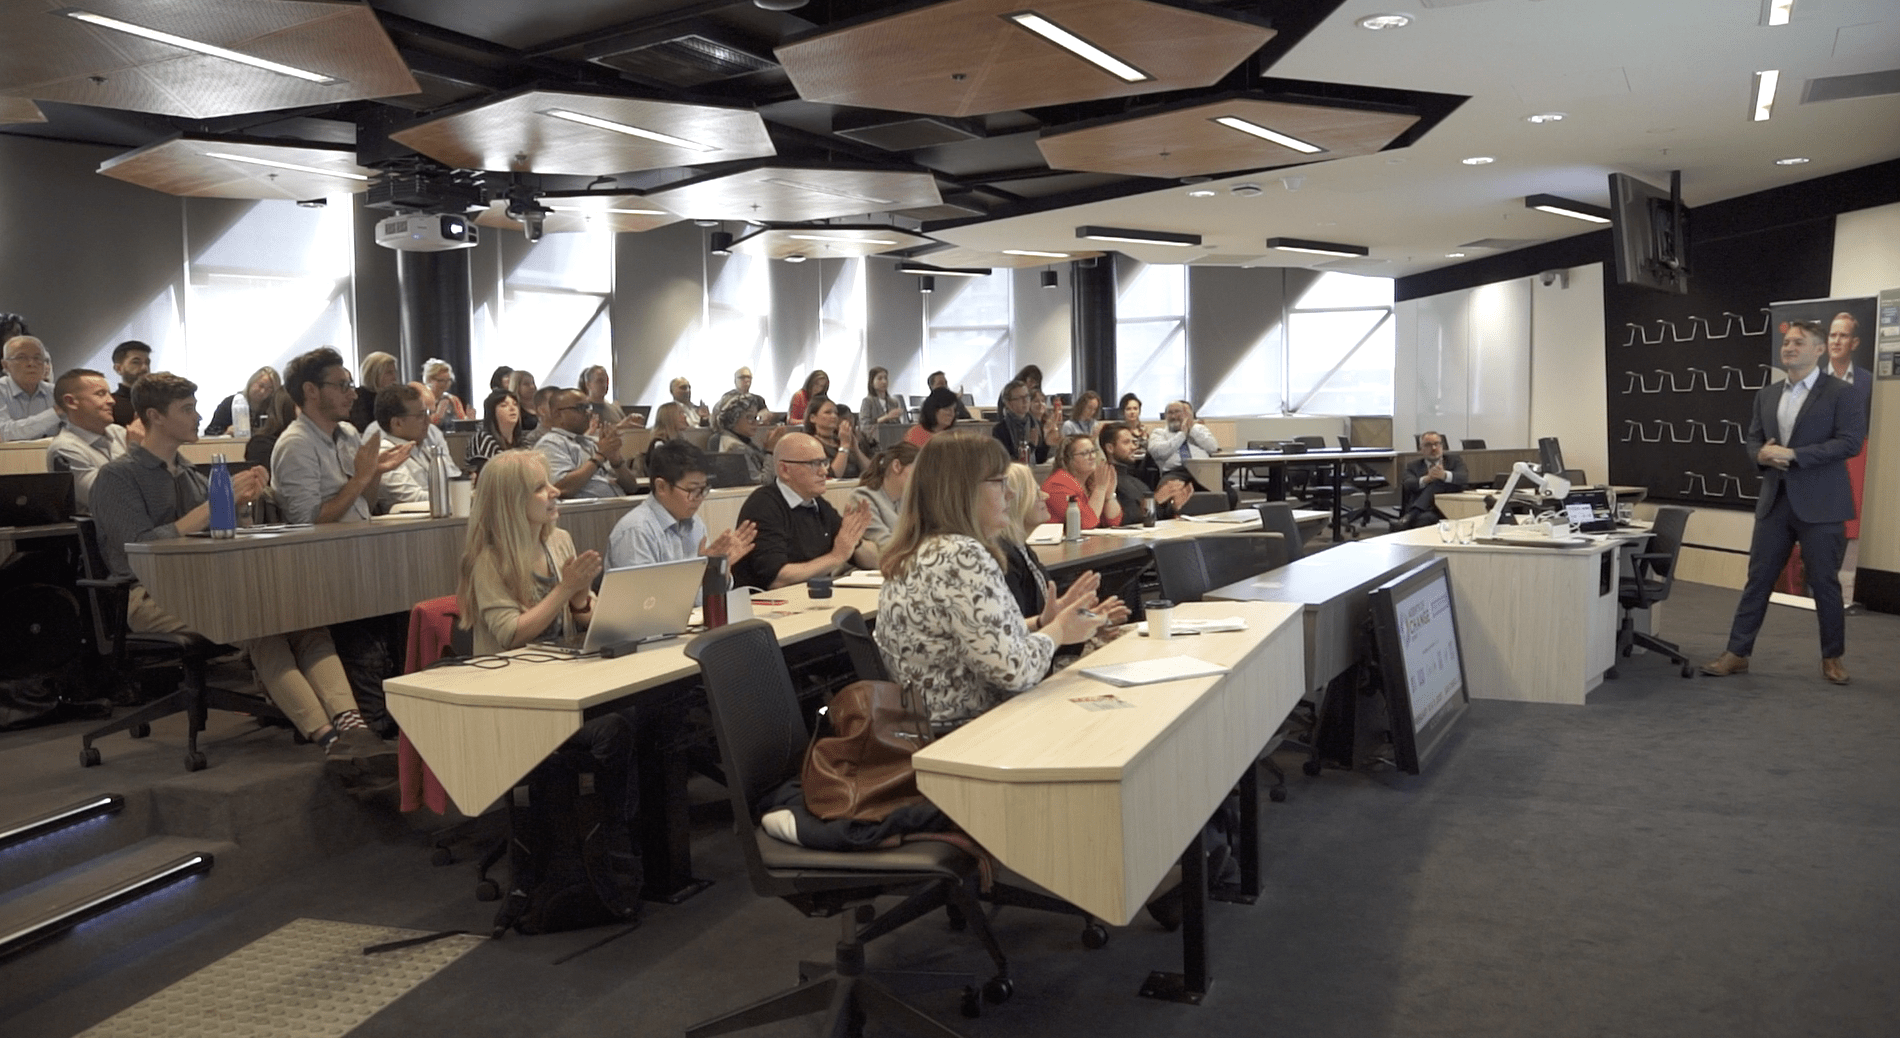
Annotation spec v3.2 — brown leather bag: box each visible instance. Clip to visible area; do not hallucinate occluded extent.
[801,679,934,822]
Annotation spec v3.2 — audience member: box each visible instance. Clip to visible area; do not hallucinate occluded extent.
[906,387,960,447]
[1151,470,1195,520]
[848,442,918,569]
[507,371,540,431]
[489,365,513,393]
[1001,462,1122,635]
[108,340,151,427]
[1148,399,1219,477]
[421,358,470,422]
[713,366,752,418]
[466,388,526,473]
[46,368,129,512]
[244,389,297,471]
[534,388,636,499]
[1059,390,1100,438]
[710,396,769,484]
[272,346,410,524]
[731,432,871,590]
[649,400,690,444]
[993,379,1057,463]
[1400,430,1469,529]
[606,439,756,579]
[351,351,398,430]
[90,372,390,780]
[579,364,628,427]
[926,370,971,420]
[1,334,58,441]
[1118,393,1149,449]
[407,381,462,475]
[788,369,829,423]
[873,435,1104,727]
[669,376,708,426]
[859,366,905,427]
[803,394,868,480]
[362,384,436,509]
[1099,421,1155,524]
[205,365,280,436]
[1042,433,1122,529]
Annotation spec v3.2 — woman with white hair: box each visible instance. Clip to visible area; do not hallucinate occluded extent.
[420,358,470,422]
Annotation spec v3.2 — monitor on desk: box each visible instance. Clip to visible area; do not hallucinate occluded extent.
[0,472,74,526]
[1538,436,1566,477]
[1560,487,1616,533]
[1367,557,1470,775]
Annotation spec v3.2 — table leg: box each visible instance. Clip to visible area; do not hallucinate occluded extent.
[634,696,712,904]
[1330,461,1346,541]
[1140,826,1211,1004]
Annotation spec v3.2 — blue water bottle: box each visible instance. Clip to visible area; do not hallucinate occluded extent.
[208,453,237,540]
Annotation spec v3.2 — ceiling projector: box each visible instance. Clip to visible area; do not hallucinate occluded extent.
[374,213,478,252]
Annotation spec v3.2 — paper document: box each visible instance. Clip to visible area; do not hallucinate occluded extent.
[1179,509,1257,524]
[1133,617,1249,636]
[1026,523,1064,545]
[834,570,885,588]
[1080,656,1229,687]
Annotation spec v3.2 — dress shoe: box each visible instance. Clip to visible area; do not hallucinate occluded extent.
[1700,652,1750,677]
[1822,657,1850,686]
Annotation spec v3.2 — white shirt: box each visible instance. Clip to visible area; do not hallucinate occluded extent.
[46,422,129,512]
[0,374,60,442]
[1777,365,1819,444]
[360,423,432,508]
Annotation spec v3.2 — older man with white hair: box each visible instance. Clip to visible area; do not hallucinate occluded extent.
[730,432,870,591]
[1,335,59,441]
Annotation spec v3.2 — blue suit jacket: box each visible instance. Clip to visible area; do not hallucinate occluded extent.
[1743,371,1867,523]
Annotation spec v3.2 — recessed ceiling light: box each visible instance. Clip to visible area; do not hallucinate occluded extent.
[1005,12,1151,83]
[1525,194,1611,224]
[202,152,369,181]
[783,254,807,263]
[1356,14,1412,30]
[1525,112,1567,124]
[1186,188,1218,198]
[1267,237,1369,258]
[543,109,716,151]
[1076,225,1201,247]
[1002,249,1072,258]
[1211,116,1324,154]
[897,262,990,277]
[1461,156,1496,165]
[63,10,338,83]
[1774,156,1810,165]
[787,232,900,245]
[548,205,666,216]
[1762,0,1794,27]
[1444,252,1466,258]
[1752,69,1779,121]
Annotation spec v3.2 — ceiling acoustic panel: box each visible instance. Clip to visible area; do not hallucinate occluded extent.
[474,194,682,236]
[0,0,419,119]
[0,97,46,124]
[98,135,375,199]
[1037,97,1421,179]
[728,226,935,261]
[388,89,777,176]
[776,0,1274,118]
[648,166,944,223]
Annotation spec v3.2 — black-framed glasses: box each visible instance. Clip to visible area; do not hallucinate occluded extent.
[667,481,711,500]
[321,378,355,391]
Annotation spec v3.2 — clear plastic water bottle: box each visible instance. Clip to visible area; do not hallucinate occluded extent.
[208,453,237,539]
[1064,498,1082,541]
[230,394,251,438]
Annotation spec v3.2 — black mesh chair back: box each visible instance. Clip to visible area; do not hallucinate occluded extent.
[1198,533,1287,590]
[831,606,890,681]
[1461,438,1487,449]
[685,621,808,837]
[1256,501,1306,562]
[1295,435,1325,450]
[1152,539,1210,604]
[1638,506,1691,599]
[1561,469,1588,486]
[1179,491,1229,516]
[1612,505,1696,677]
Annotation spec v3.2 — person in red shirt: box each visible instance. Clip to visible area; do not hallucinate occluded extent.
[1041,434,1123,529]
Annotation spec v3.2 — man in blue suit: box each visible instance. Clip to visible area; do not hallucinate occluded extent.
[1823,312,1874,413]
[1703,320,1868,684]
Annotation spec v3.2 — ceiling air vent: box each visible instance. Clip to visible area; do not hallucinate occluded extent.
[833,113,984,152]
[591,34,777,87]
[1802,68,1900,104]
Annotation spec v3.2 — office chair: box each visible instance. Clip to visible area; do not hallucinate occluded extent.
[1177,491,1231,517]
[1613,505,1697,679]
[73,518,290,772]
[1561,469,1588,487]
[1240,440,1282,496]
[1255,502,1307,563]
[684,621,1013,1037]
[1336,436,1399,533]
[1461,438,1487,450]
[830,607,1112,949]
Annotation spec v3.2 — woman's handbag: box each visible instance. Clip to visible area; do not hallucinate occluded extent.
[801,679,934,822]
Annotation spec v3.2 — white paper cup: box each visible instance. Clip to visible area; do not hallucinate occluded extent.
[1144,600,1175,640]
[449,479,473,517]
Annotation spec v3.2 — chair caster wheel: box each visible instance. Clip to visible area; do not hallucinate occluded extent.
[475,879,501,902]
[982,976,1014,1004]
[131,723,151,739]
[1605,667,1619,680]
[431,847,453,867]
[944,903,967,931]
[1080,923,1109,949]
[80,746,101,767]
[1302,759,1322,777]
[960,986,981,1018]
[1269,786,1287,803]
[185,751,208,772]
[1680,663,1696,678]
[1146,889,1183,932]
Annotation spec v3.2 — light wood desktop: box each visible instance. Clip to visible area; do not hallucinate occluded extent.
[1431,485,1649,520]
[912,600,1305,929]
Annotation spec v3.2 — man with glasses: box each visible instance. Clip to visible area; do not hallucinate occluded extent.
[536,388,637,499]
[273,346,413,524]
[1,335,59,441]
[992,378,1055,463]
[607,439,756,580]
[1147,400,1220,479]
[1399,431,1469,529]
[732,432,871,591]
[362,384,439,509]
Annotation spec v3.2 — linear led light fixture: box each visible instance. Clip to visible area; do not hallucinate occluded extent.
[1267,237,1369,257]
[788,232,901,246]
[1004,12,1152,83]
[1752,70,1779,121]
[897,262,991,277]
[203,151,370,181]
[759,178,896,206]
[1076,225,1200,248]
[0,794,124,851]
[542,109,716,152]
[550,204,666,215]
[1525,193,1610,224]
[1211,116,1324,154]
[0,852,213,960]
[60,10,337,83]
[1761,0,1793,26]
[1002,249,1071,258]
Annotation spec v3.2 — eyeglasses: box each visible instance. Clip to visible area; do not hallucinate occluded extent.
[782,458,830,472]
[667,482,711,500]
[554,405,588,414]
[321,378,355,391]
[5,355,50,365]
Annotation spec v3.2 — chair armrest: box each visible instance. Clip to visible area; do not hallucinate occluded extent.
[77,576,137,591]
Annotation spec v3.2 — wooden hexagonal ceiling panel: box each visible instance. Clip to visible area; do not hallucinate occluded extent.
[0,0,418,119]
[648,167,943,223]
[473,195,682,236]
[777,0,1274,118]
[729,226,935,261]
[97,135,374,199]
[389,89,777,176]
[1037,97,1421,179]
[0,97,45,124]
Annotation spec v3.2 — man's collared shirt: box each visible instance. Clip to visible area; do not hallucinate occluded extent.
[608,494,705,570]
[46,422,129,512]
[535,425,623,499]
[0,374,59,442]
[91,444,209,583]
[1778,365,1820,444]
[272,411,369,524]
[360,423,432,509]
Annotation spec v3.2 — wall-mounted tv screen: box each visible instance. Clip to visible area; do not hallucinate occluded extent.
[1368,557,1471,775]
[1609,171,1691,295]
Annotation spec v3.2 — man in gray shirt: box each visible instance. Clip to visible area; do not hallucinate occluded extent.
[1,335,59,442]
[361,383,438,510]
[45,368,129,512]
[536,388,638,499]
[271,347,412,524]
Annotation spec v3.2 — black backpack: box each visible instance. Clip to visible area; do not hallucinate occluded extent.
[488,750,641,937]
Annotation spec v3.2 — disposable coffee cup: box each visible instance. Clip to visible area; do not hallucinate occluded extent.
[808,576,833,600]
[1144,599,1175,640]
[448,478,473,518]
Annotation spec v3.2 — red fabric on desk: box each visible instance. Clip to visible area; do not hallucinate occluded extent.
[398,596,459,815]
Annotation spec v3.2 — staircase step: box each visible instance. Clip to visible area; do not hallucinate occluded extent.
[0,835,236,960]
[0,790,150,896]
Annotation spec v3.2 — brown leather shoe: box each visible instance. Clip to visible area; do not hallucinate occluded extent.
[1700,652,1750,676]
[1822,657,1850,685]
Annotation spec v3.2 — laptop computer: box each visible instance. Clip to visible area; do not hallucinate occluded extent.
[706,451,756,488]
[0,472,75,527]
[1560,487,1617,534]
[582,557,707,653]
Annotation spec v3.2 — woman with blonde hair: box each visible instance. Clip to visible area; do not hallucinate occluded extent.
[206,365,281,436]
[351,351,399,429]
[1000,462,1121,637]
[875,436,1106,727]
[456,450,600,655]
[579,363,626,426]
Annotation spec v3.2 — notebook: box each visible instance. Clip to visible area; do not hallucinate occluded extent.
[1080,656,1229,687]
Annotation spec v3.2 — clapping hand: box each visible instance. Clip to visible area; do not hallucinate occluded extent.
[232,466,268,505]
[559,549,603,604]
[833,501,872,557]
[704,520,758,566]
[598,424,624,463]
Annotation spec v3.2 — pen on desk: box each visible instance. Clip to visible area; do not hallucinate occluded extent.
[752,598,787,606]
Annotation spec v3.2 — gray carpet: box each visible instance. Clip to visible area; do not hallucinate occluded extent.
[4,580,1895,1038]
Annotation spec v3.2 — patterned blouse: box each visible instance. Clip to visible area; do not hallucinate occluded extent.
[875,534,1056,725]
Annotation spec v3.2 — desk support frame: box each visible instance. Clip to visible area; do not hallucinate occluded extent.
[1140,826,1211,1005]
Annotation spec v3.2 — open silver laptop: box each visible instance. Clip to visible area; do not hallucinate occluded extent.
[581,557,706,653]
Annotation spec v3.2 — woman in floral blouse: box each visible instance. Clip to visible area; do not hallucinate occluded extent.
[875,435,1106,727]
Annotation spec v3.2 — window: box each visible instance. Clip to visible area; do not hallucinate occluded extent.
[926,273,1012,405]
[1116,262,1187,410]
[1285,272,1393,415]
[481,230,614,392]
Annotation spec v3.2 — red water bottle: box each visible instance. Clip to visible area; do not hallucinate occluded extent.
[702,555,729,628]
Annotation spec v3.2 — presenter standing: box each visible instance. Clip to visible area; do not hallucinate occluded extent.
[1702,320,1867,685]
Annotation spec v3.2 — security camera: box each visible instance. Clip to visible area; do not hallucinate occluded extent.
[1539,270,1569,289]
[522,209,545,243]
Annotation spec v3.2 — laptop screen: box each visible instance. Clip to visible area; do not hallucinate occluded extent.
[1561,487,1615,533]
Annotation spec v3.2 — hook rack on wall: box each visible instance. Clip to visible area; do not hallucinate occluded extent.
[1623,371,1665,394]
[1720,308,1773,338]
[1658,318,1696,342]
[1681,471,1709,496]
[1624,420,1661,442]
[1658,419,1696,443]
[1686,366,1727,391]
[1716,473,1759,500]
[1619,322,1665,348]
[1722,364,1773,391]
[1656,369,1694,392]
